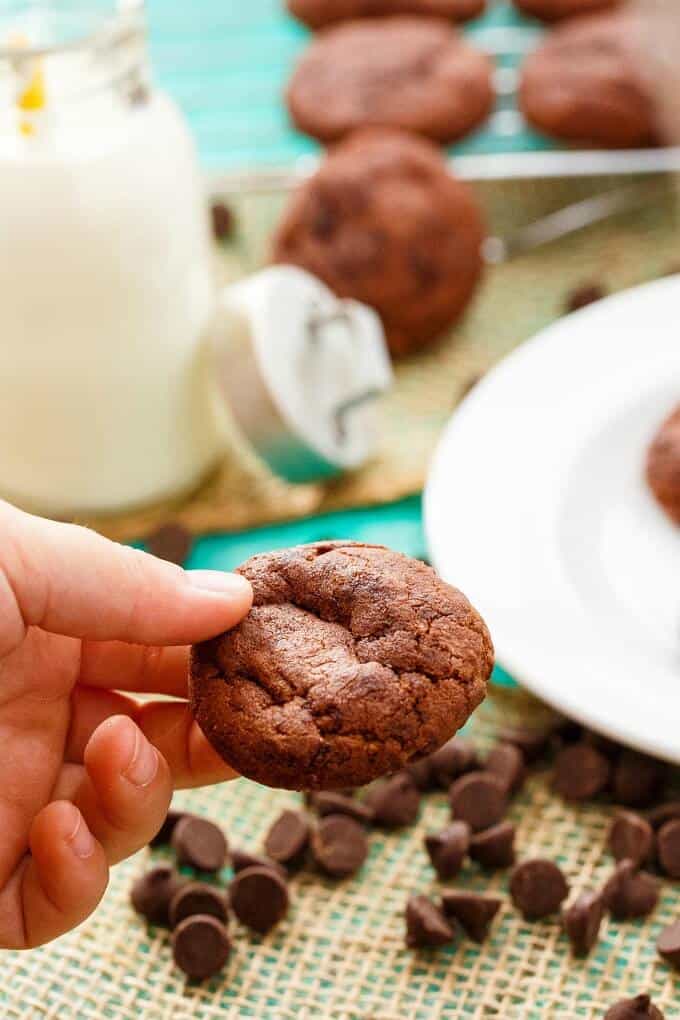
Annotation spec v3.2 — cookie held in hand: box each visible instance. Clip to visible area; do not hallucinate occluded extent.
[190,542,493,790]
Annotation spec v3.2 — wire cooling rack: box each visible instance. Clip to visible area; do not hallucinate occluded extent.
[146,0,680,187]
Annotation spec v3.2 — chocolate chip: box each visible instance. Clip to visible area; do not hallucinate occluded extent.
[657,919,680,971]
[130,865,186,927]
[429,737,478,789]
[264,810,310,867]
[149,809,185,847]
[604,995,666,1019]
[311,792,375,825]
[172,914,231,980]
[485,743,525,795]
[146,522,193,566]
[469,821,516,869]
[230,848,287,880]
[496,725,550,763]
[364,773,420,828]
[550,715,583,744]
[169,882,229,929]
[612,750,665,808]
[424,821,470,880]
[565,283,605,313]
[229,865,289,934]
[441,891,501,943]
[553,743,610,801]
[309,194,338,240]
[608,811,655,866]
[562,890,604,956]
[211,201,235,241]
[509,859,569,920]
[657,818,680,878]
[405,757,434,791]
[449,771,507,832]
[602,859,659,920]
[172,816,228,873]
[310,814,369,878]
[647,801,680,829]
[408,249,440,288]
[405,895,456,949]
[582,730,622,760]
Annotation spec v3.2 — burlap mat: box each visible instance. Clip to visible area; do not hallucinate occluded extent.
[3,684,679,1019]
[82,174,680,543]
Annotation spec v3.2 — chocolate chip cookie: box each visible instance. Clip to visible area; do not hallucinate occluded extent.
[288,0,486,29]
[513,0,621,21]
[519,11,660,148]
[286,17,494,145]
[271,129,485,357]
[646,404,680,525]
[190,542,493,791]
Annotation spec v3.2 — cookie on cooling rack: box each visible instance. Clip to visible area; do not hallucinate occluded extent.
[518,11,660,148]
[287,0,486,28]
[286,16,494,145]
[271,129,485,357]
[513,0,621,21]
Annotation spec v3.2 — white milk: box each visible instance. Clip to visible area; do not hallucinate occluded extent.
[0,5,225,515]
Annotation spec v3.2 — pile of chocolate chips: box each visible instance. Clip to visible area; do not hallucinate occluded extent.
[386,719,678,1018]
[132,717,678,1013]
[131,800,371,981]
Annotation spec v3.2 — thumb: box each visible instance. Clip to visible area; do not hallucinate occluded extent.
[0,501,252,653]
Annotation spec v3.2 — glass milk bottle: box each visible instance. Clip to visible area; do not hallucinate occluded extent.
[0,0,225,515]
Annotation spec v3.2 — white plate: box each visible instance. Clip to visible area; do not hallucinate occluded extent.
[425,276,680,762]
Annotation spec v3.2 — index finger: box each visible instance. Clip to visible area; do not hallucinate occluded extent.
[0,501,252,653]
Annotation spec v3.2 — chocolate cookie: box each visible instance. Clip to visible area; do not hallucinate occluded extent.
[646,404,680,525]
[190,542,493,790]
[288,0,486,30]
[286,18,494,145]
[519,12,660,148]
[272,130,485,357]
[514,0,621,21]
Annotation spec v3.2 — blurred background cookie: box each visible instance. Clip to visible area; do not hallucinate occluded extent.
[513,0,622,21]
[287,0,486,29]
[271,129,485,357]
[286,16,494,144]
[646,404,680,525]
[519,11,660,148]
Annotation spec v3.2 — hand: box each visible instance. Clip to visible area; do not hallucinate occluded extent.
[0,500,252,949]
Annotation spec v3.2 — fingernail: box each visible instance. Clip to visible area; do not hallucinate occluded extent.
[123,724,159,788]
[187,570,252,600]
[66,808,95,860]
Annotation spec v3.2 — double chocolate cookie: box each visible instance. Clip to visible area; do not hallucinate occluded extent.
[286,17,494,145]
[513,0,621,21]
[190,542,493,790]
[288,0,486,29]
[271,129,485,357]
[519,12,660,148]
[646,404,680,525]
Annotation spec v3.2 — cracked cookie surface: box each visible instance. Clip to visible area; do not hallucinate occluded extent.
[190,542,493,790]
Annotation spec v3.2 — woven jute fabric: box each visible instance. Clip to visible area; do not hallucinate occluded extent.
[3,685,679,1020]
[78,174,680,543]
